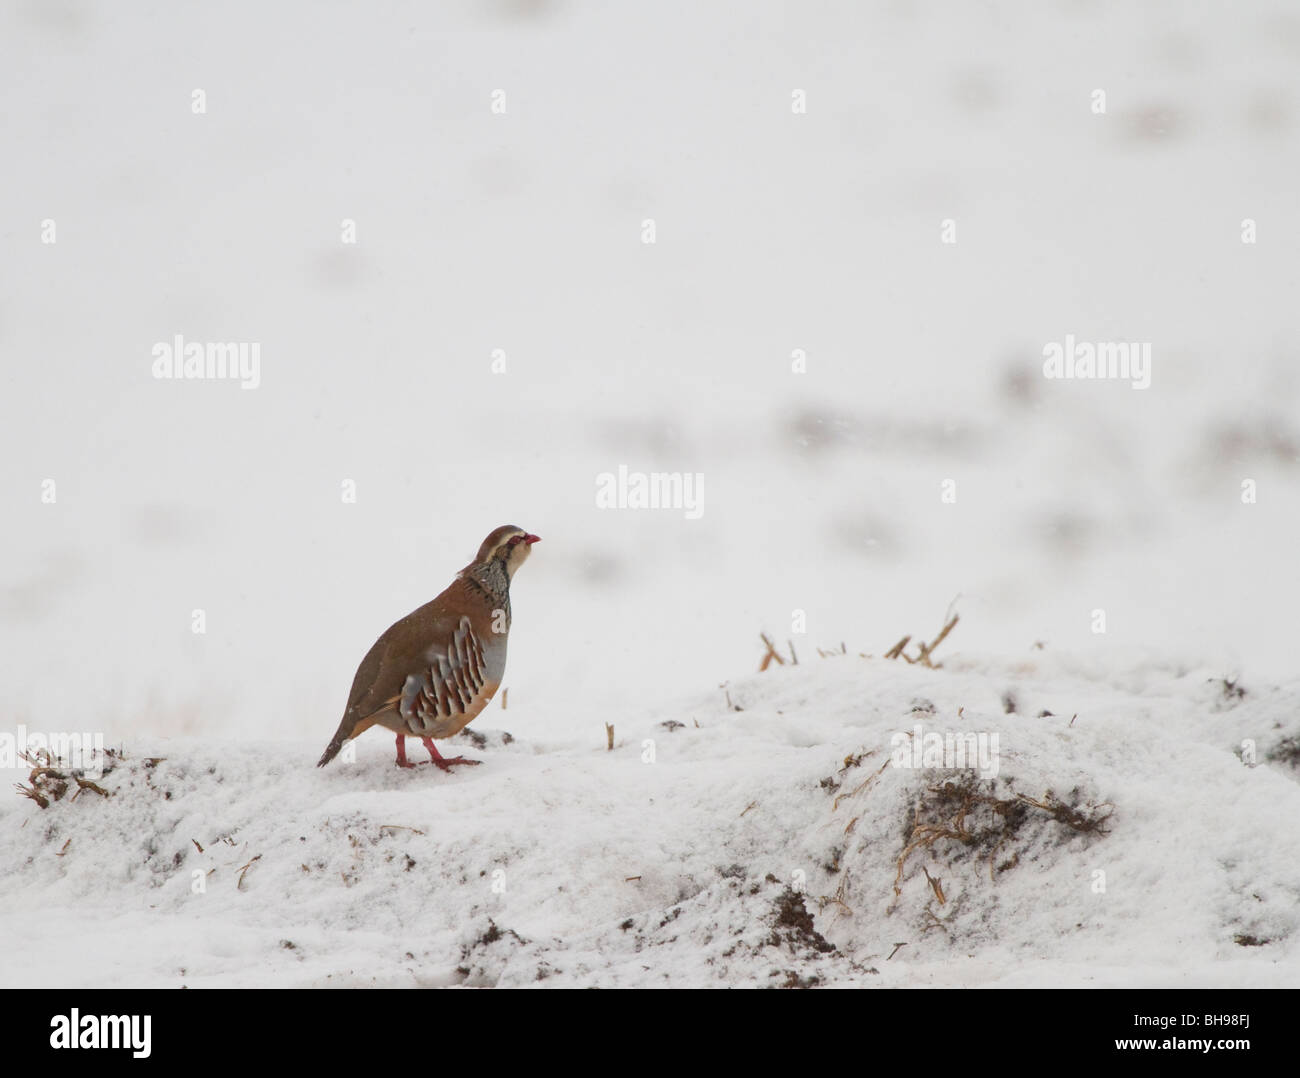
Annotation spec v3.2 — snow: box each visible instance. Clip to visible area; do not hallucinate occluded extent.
[3,652,1298,987]
[3,0,1300,987]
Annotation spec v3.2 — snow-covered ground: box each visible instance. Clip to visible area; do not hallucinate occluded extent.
[3,1,1299,987]
[4,651,1299,987]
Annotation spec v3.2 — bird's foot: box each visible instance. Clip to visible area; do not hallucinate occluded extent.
[429,755,481,771]
[422,736,480,771]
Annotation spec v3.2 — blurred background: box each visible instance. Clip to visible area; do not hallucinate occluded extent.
[2,0,1297,749]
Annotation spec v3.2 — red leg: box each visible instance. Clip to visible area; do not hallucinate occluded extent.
[422,736,480,771]
[394,734,417,769]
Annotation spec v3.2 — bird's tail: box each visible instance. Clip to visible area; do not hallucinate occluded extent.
[317,715,354,768]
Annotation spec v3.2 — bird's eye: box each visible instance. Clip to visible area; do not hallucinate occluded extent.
[507,535,523,547]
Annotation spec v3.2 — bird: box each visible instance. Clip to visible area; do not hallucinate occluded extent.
[317,524,540,770]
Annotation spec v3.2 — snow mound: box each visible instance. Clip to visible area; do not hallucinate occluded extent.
[2,653,1298,987]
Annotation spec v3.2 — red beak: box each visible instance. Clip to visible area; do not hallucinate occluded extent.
[524,534,541,544]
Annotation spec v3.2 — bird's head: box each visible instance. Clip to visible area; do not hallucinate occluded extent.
[475,524,541,579]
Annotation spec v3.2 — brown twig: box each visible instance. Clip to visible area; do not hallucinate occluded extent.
[885,614,960,667]
[237,854,262,890]
[832,753,892,812]
[14,783,50,809]
[922,866,946,905]
[918,614,959,667]
[820,893,854,917]
[1016,793,1112,834]
[72,776,111,799]
[893,782,1111,897]
[758,633,785,671]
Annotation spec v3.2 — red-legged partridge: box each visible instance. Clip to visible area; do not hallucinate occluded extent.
[317,524,540,770]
